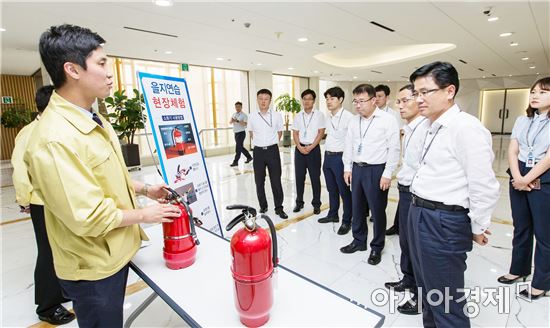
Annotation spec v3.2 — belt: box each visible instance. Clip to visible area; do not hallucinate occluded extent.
[300,143,314,147]
[353,162,385,167]
[397,184,410,193]
[254,144,278,150]
[411,194,467,212]
[325,151,343,155]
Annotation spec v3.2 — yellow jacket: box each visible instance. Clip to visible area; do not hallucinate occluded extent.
[24,91,147,281]
[11,119,43,206]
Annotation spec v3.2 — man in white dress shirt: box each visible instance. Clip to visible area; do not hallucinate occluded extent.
[341,84,400,266]
[292,89,325,214]
[318,87,354,235]
[229,101,253,167]
[383,84,427,315]
[247,89,288,219]
[407,62,499,328]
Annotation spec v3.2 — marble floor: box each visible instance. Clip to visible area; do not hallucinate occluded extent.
[1,136,549,327]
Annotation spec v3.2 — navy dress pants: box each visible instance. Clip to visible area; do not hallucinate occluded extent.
[408,204,472,328]
[322,152,352,224]
[508,161,550,290]
[350,163,387,250]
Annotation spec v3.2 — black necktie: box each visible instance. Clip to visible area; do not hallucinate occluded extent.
[92,113,104,128]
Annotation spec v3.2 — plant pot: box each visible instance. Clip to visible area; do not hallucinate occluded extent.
[121,143,141,167]
[282,130,292,147]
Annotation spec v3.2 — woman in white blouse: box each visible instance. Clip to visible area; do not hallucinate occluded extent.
[498,77,550,300]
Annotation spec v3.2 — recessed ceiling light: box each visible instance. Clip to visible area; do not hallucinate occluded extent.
[297,37,308,42]
[153,0,173,7]
[0,28,6,32]
[521,57,529,61]
[499,32,513,37]
[537,72,540,75]
[510,42,519,46]
[482,76,486,78]
[488,17,499,22]
[216,57,224,61]
[353,76,358,79]
[256,63,262,66]
[164,51,172,54]
[288,67,294,70]
[529,66,536,69]
[313,70,319,73]
[509,74,513,77]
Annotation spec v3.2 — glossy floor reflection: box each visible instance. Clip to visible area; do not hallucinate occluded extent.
[1,136,548,327]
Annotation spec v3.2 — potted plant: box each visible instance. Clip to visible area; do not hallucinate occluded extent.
[274,93,301,147]
[105,89,147,167]
[1,105,34,129]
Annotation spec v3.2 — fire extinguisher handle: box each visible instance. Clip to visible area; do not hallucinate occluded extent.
[225,213,246,231]
[259,214,278,268]
[226,204,257,217]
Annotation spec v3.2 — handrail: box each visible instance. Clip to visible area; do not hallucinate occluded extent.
[134,127,233,138]
[198,127,233,137]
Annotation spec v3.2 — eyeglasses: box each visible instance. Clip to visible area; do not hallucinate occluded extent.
[412,88,441,99]
[352,96,375,106]
[395,98,413,105]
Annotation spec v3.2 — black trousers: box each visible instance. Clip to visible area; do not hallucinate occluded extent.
[253,144,284,211]
[30,204,66,316]
[350,163,388,251]
[397,189,415,290]
[294,144,321,208]
[59,265,129,328]
[509,161,550,290]
[322,152,352,224]
[408,203,472,328]
[233,131,252,163]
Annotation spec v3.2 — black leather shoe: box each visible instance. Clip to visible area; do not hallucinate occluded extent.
[518,289,550,300]
[368,250,382,265]
[245,157,253,163]
[384,280,411,292]
[398,298,420,315]
[340,242,367,254]
[38,305,76,325]
[293,204,304,213]
[318,216,339,223]
[385,225,399,236]
[259,207,268,213]
[498,274,528,284]
[230,162,238,167]
[337,223,351,235]
[275,209,288,219]
[313,207,321,215]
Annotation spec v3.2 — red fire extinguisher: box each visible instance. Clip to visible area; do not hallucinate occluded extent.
[172,127,185,155]
[226,205,278,327]
[162,187,201,270]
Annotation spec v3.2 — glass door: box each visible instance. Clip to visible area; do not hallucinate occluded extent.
[481,88,529,134]
[481,90,506,134]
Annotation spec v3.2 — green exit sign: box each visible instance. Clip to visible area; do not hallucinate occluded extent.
[181,63,189,72]
[2,96,13,104]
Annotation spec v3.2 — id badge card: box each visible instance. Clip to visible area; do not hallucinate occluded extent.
[357,143,363,155]
[526,152,535,168]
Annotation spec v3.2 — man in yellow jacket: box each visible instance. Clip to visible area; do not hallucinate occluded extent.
[24,24,181,327]
[12,85,76,325]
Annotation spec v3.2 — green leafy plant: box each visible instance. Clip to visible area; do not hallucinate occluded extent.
[0,106,33,128]
[105,89,147,145]
[274,93,301,131]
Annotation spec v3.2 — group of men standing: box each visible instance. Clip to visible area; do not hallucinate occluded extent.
[239,61,499,327]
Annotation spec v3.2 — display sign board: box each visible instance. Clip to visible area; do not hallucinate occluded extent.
[138,72,223,236]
